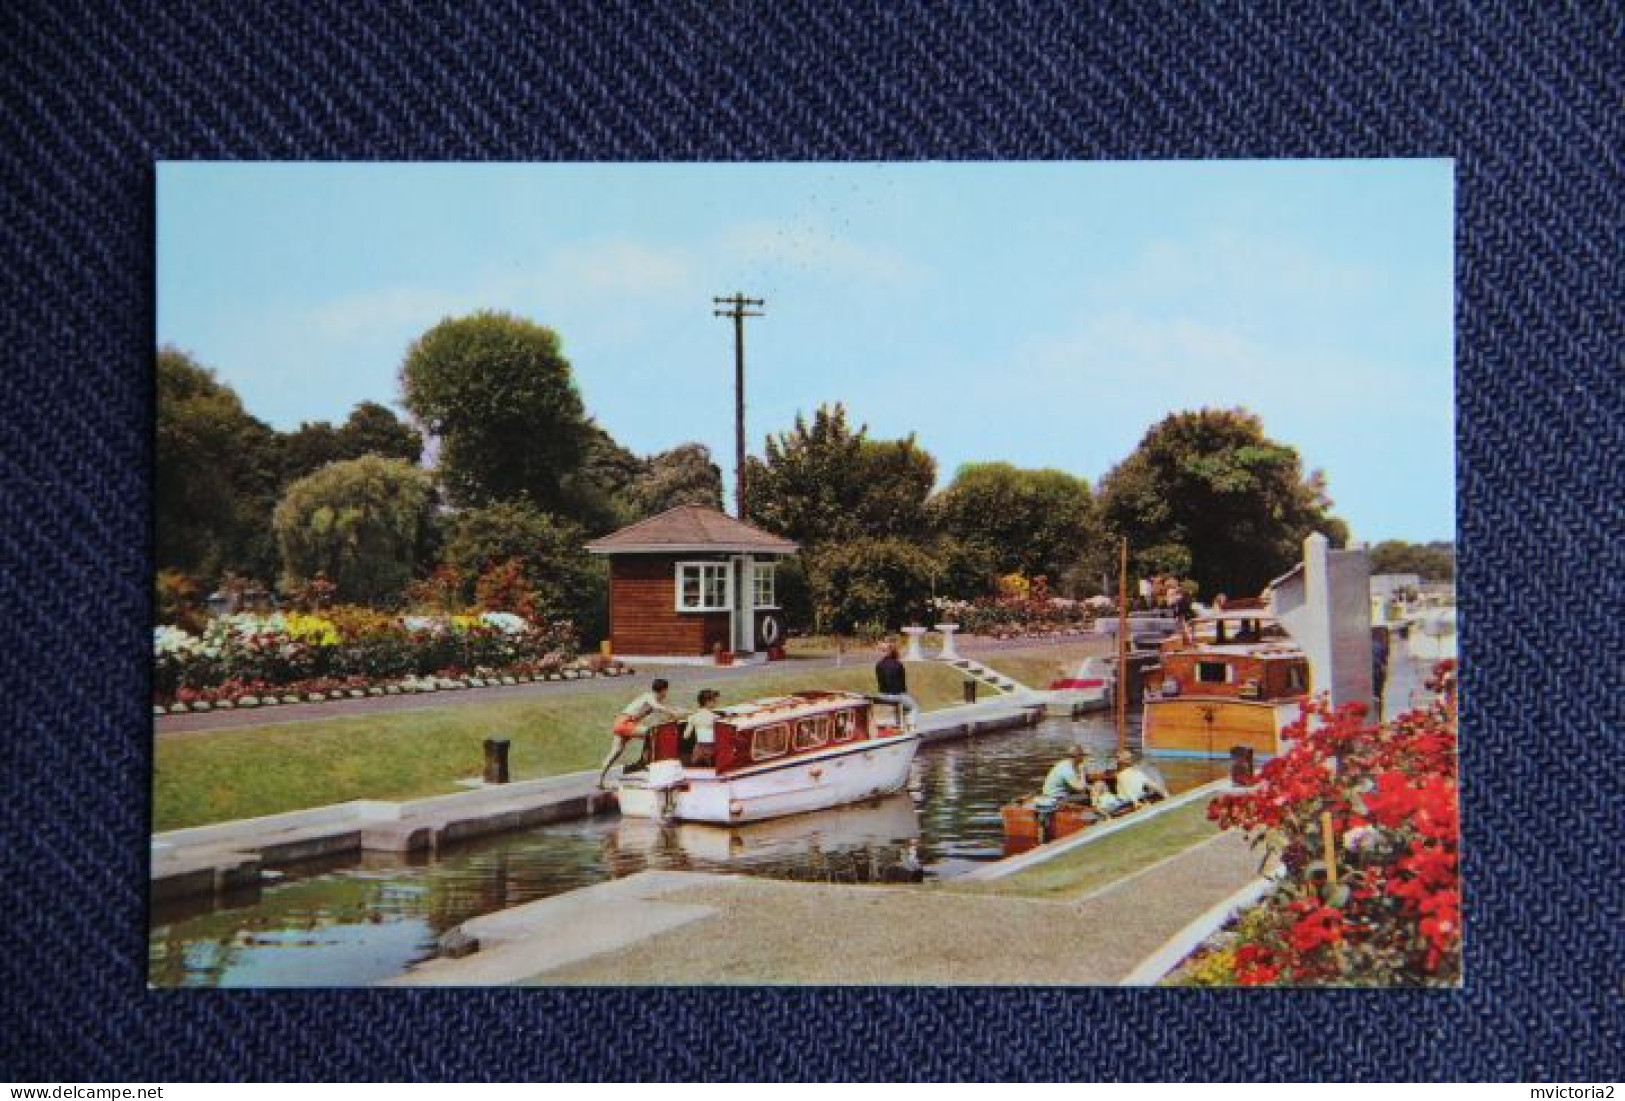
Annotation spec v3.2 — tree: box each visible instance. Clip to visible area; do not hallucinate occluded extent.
[283,402,424,484]
[440,501,606,634]
[804,538,943,634]
[620,443,725,518]
[929,462,1101,586]
[399,311,593,512]
[743,404,936,546]
[1097,408,1349,598]
[273,455,438,605]
[1369,540,1455,581]
[156,347,283,580]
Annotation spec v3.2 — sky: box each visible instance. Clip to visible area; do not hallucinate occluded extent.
[157,160,1454,543]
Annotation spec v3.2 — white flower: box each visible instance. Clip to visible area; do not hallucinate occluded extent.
[479,611,528,635]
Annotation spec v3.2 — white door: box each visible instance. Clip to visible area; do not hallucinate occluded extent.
[733,555,755,653]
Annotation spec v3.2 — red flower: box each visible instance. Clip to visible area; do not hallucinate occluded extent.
[1288,905,1346,954]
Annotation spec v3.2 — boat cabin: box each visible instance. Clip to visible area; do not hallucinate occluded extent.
[645,691,896,774]
[1155,614,1307,702]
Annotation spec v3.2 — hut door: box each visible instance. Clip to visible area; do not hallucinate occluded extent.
[732,554,755,653]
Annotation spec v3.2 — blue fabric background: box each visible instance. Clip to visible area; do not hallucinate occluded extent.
[0,0,1619,1083]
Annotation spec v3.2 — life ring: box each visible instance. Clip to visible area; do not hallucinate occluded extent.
[759,613,783,646]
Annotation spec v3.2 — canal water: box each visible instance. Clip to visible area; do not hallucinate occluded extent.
[148,714,1226,988]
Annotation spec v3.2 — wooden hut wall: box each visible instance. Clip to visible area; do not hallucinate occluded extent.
[608,555,730,656]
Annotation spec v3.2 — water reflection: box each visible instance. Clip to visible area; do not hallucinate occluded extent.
[149,714,1225,987]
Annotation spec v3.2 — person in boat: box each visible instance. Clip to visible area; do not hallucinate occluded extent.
[873,642,920,730]
[1113,750,1168,805]
[1090,776,1129,814]
[598,678,685,789]
[680,688,722,767]
[1041,745,1092,802]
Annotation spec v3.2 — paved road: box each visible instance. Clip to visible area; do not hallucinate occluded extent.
[154,633,1106,737]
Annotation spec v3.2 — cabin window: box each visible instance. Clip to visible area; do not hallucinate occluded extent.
[831,709,858,742]
[793,716,830,751]
[753,564,777,608]
[676,562,731,612]
[751,723,789,760]
[1286,664,1307,693]
[1196,661,1232,684]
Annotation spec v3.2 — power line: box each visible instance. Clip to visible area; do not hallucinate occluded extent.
[712,293,765,520]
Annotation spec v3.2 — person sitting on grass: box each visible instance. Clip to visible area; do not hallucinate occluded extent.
[598,678,685,789]
[680,688,722,767]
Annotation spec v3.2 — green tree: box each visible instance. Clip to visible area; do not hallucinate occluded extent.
[338,401,422,464]
[1369,540,1455,581]
[620,442,725,518]
[273,456,438,605]
[929,462,1101,585]
[156,347,283,580]
[743,404,936,545]
[440,501,606,635]
[805,538,942,634]
[1097,408,1349,597]
[399,311,593,512]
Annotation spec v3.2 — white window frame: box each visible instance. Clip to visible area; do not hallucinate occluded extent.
[752,562,778,609]
[676,561,732,613]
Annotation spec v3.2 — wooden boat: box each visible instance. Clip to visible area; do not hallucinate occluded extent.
[616,690,920,824]
[999,768,1169,856]
[1140,611,1309,759]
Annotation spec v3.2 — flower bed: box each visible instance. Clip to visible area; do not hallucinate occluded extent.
[152,608,607,710]
[1169,660,1460,986]
[929,591,1110,639]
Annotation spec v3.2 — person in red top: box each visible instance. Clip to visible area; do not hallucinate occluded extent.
[598,678,685,789]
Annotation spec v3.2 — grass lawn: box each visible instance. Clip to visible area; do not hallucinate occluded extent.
[977,640,1110,691]
[153,640,1113,831]
[154,661,973,831]
[945,797,1229,900]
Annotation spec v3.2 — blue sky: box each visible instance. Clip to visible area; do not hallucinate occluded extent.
[157,160,1454,543]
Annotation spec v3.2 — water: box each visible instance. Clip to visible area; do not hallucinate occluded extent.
[148,714,1226,987]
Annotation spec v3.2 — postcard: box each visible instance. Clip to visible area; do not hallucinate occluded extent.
[150,160,1456,988]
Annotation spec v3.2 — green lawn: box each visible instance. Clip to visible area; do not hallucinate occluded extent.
[153,641,1114,831]
[154,661,971,831]
[945,797,1227,900]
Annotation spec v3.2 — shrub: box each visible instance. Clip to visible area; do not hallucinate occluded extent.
[1196,662,1460,986]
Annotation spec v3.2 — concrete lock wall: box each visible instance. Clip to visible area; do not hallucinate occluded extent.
[1271,532,1373,709]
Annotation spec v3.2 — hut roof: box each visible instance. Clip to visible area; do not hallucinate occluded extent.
[585,504,799,556]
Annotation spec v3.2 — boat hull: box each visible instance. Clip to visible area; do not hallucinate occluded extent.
[1141,696,1302,758]
[618,732,921,824]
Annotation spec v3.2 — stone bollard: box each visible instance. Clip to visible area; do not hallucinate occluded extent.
[901,625,928,661]
[962,679,977,704]
[934,623,961,661]
[1230,745,1255,786]
[483,737,511,784]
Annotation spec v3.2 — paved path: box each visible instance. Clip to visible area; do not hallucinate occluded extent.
[393,826,1262,986]
[154,634,1104,737]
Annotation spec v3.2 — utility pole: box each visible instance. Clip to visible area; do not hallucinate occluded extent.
[713,292,765,519]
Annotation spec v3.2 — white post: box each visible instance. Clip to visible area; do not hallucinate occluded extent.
[900,625,927,661]
[934,623,961,661]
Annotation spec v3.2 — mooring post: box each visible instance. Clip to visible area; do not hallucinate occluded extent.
[483,737,511,784]
[962,679,977,704]
[1229,745,1255,786]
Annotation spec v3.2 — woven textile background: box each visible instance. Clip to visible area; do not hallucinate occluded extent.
[1,0,1619,1083]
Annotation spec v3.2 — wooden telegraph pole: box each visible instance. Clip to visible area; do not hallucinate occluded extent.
[713,293,765,519]
[1117,538,1130,755]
